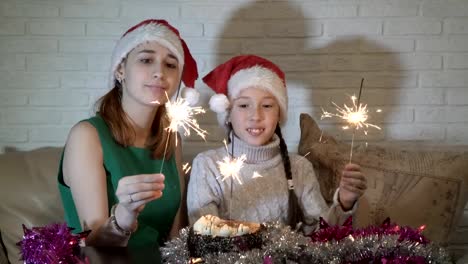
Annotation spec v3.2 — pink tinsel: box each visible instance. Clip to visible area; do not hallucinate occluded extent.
[310,217,428,244]
[17,223,89,264]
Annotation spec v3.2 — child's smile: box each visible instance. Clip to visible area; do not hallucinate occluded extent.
[247,128,264,136]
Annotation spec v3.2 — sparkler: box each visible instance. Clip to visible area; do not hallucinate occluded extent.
[165,95,207,145]
[217,139,246,185]
[152,92,208,173]
[216,137,248,220]
[321,78,381,163]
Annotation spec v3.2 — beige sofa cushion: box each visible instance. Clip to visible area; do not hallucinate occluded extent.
[0,147,64,264]
[298,113,468,245]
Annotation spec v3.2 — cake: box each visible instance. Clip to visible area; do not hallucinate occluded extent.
[188,215,264,258]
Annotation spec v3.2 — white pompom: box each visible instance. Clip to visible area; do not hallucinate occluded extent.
[209,94,230,113]
[181,87,200,106]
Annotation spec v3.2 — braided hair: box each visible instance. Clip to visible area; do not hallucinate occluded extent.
[226,122,304,228]
[275,125,304,229]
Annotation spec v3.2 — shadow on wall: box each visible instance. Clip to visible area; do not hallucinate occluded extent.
[205,0,403,152]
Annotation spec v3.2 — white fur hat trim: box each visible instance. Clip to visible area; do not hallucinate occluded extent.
[227,66,287,125]
[108,23,184,90]
[181,87,200,106]
[209,93,230,113]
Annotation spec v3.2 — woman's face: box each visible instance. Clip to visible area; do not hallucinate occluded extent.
[117,41,181,107]
[229,87,280,146]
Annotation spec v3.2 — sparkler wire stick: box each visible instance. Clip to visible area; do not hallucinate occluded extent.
[159,135,171,173]
[349,78,364,163]
[158,69,208,173]
[230,135,234,220]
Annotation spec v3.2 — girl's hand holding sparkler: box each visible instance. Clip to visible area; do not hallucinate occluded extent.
[113,173,166,231]
[338,163,367,211]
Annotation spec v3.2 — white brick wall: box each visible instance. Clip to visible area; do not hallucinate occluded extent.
[0,0,467,154]
[1,0,468,258]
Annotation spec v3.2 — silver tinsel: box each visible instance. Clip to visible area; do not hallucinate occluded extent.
[161,222,453,264]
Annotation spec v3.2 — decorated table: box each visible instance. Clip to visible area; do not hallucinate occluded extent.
[18,219,452,263]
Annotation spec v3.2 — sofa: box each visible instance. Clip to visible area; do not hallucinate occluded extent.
[0,147,64,264]
[298,113,468,263]
[1,116,468,263]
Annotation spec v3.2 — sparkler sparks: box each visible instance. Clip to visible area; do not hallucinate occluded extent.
[154,92,207,173]
[252,171,263,179]
[217,139,247,185]
[165,96,208,145]
[321,95,381,135]
[218,155,247,185]
[320,78,381,163]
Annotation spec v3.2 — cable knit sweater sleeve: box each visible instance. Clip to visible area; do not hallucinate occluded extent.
[187,151,222,224]
[292,155,355,234]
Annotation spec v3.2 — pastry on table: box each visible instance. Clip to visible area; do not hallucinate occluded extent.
[188,215,264,258]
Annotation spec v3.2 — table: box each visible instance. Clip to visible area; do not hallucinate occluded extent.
[80,245,162,264]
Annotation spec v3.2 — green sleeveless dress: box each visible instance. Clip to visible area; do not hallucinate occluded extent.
[58,115,181,247]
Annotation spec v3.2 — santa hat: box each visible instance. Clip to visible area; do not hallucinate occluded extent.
[203,55,287,126]
[108,19,199,105]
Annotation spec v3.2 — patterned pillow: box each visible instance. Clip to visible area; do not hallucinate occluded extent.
[298,113,468,245]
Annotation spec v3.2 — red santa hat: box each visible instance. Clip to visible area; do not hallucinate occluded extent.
[203,55,287,126]
[109,19,199,105]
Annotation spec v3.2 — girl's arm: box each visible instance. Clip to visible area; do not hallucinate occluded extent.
[63,122,132,246]
[294,157,355,234]
[169,133,188,238]
[186,153,222,225]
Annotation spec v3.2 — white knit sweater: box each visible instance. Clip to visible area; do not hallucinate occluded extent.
[187,134,354,232]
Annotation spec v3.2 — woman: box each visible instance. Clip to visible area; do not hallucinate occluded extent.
[58,19,199,247]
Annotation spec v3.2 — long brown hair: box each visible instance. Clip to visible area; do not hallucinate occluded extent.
[96,80,175,159]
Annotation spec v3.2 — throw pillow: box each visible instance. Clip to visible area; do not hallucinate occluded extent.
[298,113,468,245]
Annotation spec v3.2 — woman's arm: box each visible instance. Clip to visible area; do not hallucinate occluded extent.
[169,133,188,238]
[63,122,132,246]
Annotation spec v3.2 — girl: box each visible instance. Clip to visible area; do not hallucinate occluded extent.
[187,55,367,232]
[58,19,199,247]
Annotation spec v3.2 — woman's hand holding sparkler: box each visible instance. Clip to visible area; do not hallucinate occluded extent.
[338,163,367,211]
[113,173,166,231]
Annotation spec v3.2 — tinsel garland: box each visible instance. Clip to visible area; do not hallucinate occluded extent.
[17,223,89,264]
[161,218,452,264]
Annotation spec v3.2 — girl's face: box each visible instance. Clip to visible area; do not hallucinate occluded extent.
[229,87,280,146]
[117,41,181,107]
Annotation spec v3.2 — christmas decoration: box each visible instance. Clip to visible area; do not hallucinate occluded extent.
[17,223,89,264]
[161,218,452,263]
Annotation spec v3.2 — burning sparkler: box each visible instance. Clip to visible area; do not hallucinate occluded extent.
[321,78,381,162]
[165,95,207,145]
[152,92,208,173]
[217,139,246,185]
[216,137,248,220]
